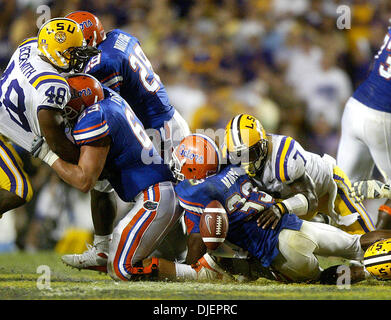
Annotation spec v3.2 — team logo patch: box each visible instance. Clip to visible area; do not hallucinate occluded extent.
[54,31,67,43]
[143,200,158,211]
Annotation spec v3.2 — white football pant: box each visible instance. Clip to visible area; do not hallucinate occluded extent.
[271,220,363,282]
[337,97,391,183]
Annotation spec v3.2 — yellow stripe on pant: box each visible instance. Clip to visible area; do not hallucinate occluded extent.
[332,166,375,235]
[0,135,33,202]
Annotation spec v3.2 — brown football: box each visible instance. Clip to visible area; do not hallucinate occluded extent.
[199,200,229,250]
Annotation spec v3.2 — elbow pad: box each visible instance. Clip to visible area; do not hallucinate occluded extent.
[281,194,309,216]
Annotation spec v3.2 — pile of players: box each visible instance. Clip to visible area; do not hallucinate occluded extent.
[1,11,391,285]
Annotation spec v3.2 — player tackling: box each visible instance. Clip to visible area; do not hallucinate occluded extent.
[0,18,98,217]
[33,73,184,279]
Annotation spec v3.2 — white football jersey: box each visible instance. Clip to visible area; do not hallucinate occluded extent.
[252,134,334,199]
[0,37,70,151]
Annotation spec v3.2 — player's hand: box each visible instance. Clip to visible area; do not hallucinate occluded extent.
[257,204,283,230]
[350,180,391,201]
[31,136,44,157]
[30,137,59,166]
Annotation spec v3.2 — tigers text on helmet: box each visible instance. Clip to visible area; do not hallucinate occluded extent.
[64,73,104,121]
[66,11,106,47]
[224,114,268,177]
[170,134,221,182]
[37,18,100,72]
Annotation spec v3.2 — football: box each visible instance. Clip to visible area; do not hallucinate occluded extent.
[363,238,391,280]
[199,200,229,250]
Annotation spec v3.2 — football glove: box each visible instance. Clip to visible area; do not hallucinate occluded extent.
[31,137,59,167]
[350,180,391,201]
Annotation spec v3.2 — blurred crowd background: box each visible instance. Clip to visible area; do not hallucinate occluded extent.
[0,0,389,253]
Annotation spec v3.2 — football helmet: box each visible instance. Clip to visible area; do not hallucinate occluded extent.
[224,114,268,177]
[363,238,391,280]
[64,73,104,121]
[37,18,99,72]
[170,134,221,181]
[66,11,106,47]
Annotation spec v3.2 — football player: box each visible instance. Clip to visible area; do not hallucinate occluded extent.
[224,114,375,235]
[34,74,183,279]
[336,27,391,229]
[0,18,97,217]
[135,134,391,283]
[61,11,190,268]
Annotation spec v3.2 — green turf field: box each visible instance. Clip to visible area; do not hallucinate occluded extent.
[0,251,390,301]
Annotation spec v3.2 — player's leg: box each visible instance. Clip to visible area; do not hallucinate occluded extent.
[336,98,375,182]
[0,137,33,216]
[61,181,116,272]
[332,166,375,234]
[148,112,191,262]
[362,110,391,229]
[107,181,183,281]
[270,227,321,283]
[276,220,365,284]
[376,199,391,229]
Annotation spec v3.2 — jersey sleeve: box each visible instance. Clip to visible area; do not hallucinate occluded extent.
[84,52,122,93]
[33,73,70,111]
[174,179,216,234]
[274,136,306,184]
[72,103,110,146]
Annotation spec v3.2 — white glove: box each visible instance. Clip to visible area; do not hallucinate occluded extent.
[31,138,59,167]
[350,180,391,200]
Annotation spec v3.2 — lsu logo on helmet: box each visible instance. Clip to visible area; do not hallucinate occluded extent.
[38,18,85,69]
[363,238,391,280]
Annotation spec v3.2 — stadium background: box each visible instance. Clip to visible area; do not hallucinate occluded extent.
[0,0,388,254]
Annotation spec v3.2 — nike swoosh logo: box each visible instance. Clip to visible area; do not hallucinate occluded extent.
[205,214,213,234]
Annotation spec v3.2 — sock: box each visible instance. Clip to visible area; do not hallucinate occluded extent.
[93,234,111,252]
[175,263,197,280]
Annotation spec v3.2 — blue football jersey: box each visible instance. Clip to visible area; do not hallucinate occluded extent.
[353,28,391,113]
[72,88,174,202]
[174,165,303,267]
[84,29,174,129]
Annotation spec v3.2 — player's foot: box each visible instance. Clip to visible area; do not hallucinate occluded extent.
[192,253,234,281]
[61,243,108,273]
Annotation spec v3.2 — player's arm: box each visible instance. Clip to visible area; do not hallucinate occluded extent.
[36,81,79,164]
[186,233,206,265]
[38,108,79,163]
[50,137,110,193]
[257,173,318,229]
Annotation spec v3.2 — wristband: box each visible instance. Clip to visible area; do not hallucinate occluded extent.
[379,205,391,216]
[282,193,309,216]
[43,150,59,167]
[275,202,288,215]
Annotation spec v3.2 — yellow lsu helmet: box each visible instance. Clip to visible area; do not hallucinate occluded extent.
[224,114,268,176]
[363,238,391,280]
[37,18,98,72]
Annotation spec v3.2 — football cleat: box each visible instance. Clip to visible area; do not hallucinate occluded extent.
[191,253,234,281]
[61,243,108,273]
